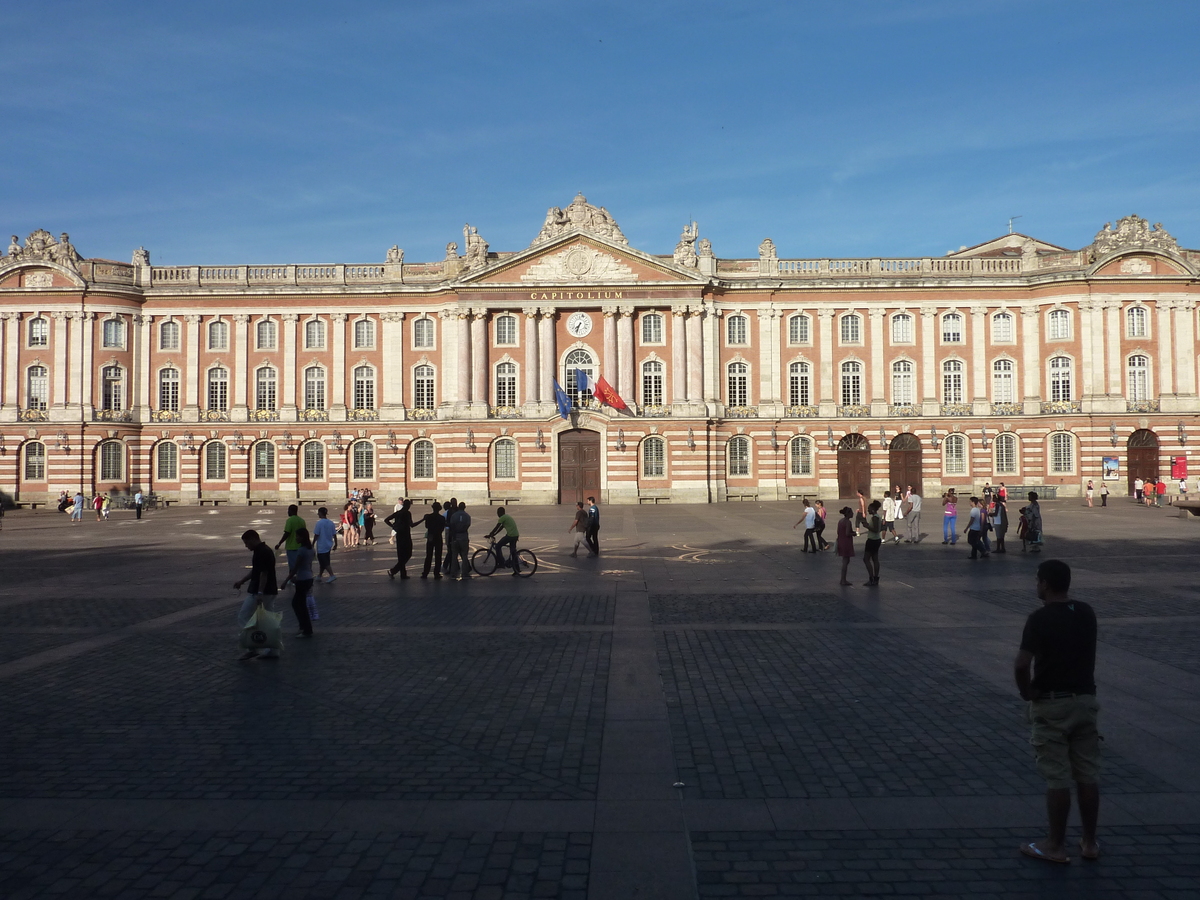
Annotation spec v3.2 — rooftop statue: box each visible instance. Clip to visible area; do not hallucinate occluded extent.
[531,193,628,246]
[674,221,699,268]
[1,229,81,271]
[1089,215,1179,261]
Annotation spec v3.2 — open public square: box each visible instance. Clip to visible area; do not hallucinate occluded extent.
[0,497,1196,899]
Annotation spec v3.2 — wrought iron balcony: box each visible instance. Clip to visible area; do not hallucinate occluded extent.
[299,407,329,422]
[347,408,379,421]
[151,409,181,422]
[488,405,525,418]
[1040,401,1082,414]
[94,408,133,422]
[990,403,1024,416]
[888,404,920,417]
[783,405,819,418]
[725,405,760,418]
[409,407,437,420]
[639,404,670,417]
[201,409,230,422]
[19,408,48,422]
[837,405,871,418]
[249,408,280,422]
[1125,400,1160,413]
[940,403,973,416]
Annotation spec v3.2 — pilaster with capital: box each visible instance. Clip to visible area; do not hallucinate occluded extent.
[185,315,202,413]
[78,312,94,417]
[702,302,721,404]
[919,307,937,409]
[1020,308,1041,409]
[381,311,405,414]
[232,313,249,417]
[617,306,634,402]
[685,307,703,402]
[1079,299,1100,399]
[135,314,153,417]
[817,309,835,412]
[470,310,487,408]
[757,306,782,411]
[538,308,557,402]
[49,313,69,412]
[437,309,458,405]
[281,313,298,416]
[330,313,347,416]
[1173,300,1196,397]
[602,306,618,387]
[670,306,687,405]
[1156,299,1175,396]
[969,306,987,406]
[455,310,471,406]
[868,309,885,407]
[523,308,540,404]
[1,313,18,414]
[1103,300,1122,396]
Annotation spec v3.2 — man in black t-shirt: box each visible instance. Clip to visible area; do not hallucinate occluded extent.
[1013,559,1100,864]
[233,529,280,660]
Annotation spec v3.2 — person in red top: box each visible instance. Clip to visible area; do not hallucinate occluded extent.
[1155,478,1167,507]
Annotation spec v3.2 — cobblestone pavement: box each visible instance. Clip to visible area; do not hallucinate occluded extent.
[0,499,1196,897]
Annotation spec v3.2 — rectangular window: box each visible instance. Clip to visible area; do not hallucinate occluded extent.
[157,442,178,480]
[789,438,812,476]
[789,315,810,344]
[891,315,913,343]
[1050,434,1073,473]
[643,439,665,477]
[353,319,374,349]
[494,441,516,479]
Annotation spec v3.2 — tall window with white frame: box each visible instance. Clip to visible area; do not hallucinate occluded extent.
[944,433,967,475]
[1127,354,1150,402]
[156,441,178,480]
[303,441,324,479]
[992,312,1014,343]
[205,442,226,480]
[942,313,963,343]
[102,318,124,349]
[207,367,228,412]
[255,367,276,411]
[891,313,913,343]
[495,362,517,407]
[27,316,48,347]
[1049,356,1072,402]
[1048,309,1071,340]
[992,359,1015,403]
[208,320,228,350]
[1049,432,1074,474]
[159,319,179,350]
[304,366,325,411]
[942,360,964,404]
[305,319,325,349]
[413,365,435,410]
[891,360,914,405]
[995,433,1017,475]
[24,441,46,480]
[728,436,750,476]
[641,313,664,344]
[495,315,517,346]
[102,365,124,411]
[788,361,811,407]
[26,365,48,410]
[789,314,810,344]
[726,314,748,345]
[254,441,275,480]
[257,319,277,350]
[494,439,516,479]
[413,317,434,348]
[100,441,123,481]
[789,435,813,476]
[642,436,665,477]
[564,349,596,406]
[840,361,862,406]
[1127,306,1148,338]
[412,439,434,479]
[727,362,749,407]
[840,314,861,343]
[353,318,374,349]
[641,360,664,406]
[353,365,375,410]
[352,440,374,480]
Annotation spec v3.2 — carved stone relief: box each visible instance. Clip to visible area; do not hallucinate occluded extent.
[1089,215,1179,261]
[531,194,628,246]
[521,246,638,283]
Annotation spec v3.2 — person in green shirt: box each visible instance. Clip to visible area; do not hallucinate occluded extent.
[275,505,307,571]
[487,507,522,575]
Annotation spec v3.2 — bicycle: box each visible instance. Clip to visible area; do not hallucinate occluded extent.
[471,537,537,577]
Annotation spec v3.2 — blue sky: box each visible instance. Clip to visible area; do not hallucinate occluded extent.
[3,0,1198,265]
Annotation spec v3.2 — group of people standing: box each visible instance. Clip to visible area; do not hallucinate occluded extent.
[380,497,476,581]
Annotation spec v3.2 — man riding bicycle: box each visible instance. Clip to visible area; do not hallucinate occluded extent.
[487,507,521,575]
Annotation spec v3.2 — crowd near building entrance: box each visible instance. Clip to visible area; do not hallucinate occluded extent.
[837,434,871,499]
[888,433,923,496]
[1126,429,1160,496]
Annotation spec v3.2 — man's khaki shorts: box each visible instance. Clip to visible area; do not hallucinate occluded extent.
[1027,694,1101,789]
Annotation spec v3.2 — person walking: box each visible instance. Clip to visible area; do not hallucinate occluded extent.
[835,507,856,587]
[1133,477,1144,504]
[1014,559,1101,864]
[890,486,905,544]
[1099,482,1109,507]
[363,501,376,544]
[280,527,316,638]
[101,494,111,521]
[384,499,416,580]
[863,500,883,586]
[442,497,458,575]
[1085,480,1094,508]
[232,529,280,660]
[881,491,897,544]
[1178,477,1188,504]
[134,489,144,520]
[448,502,472,579]
[487,507,522,575]
[1026,491,1044,552]
[855,489,868,536]
[312,506,338,583]
[1155,478,1166,508]
[992,494,1009,553]
[93,493,104,521]
[965,496,989,559]
[814,500,830,550]
[567,501,588,557]
[942,489,958,544]
[419,502,444,578]
[275,505,307,572]
[584,496,600,557]
[793,499,818,553]
[388,497,402,546]
[904,486,922,543]
[71,490,84,524]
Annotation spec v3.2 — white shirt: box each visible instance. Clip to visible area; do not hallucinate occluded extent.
[882,497,897,521]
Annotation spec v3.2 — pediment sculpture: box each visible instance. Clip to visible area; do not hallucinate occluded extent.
[520,245,638,283]
[3,229,82,271]
[462,224,489,270]
[674,221,699,268]
[531,193,628,246]
[1089,215,1179,261]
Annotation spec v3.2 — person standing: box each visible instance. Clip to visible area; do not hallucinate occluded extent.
[905,486,922,543]
[992,494,1010,553]
[448,502,472,579]
[232,529,280,660]
[280,527,316,638]
[567,501,588,558]
[1099,482,1109,507]
[998,483,1008,504]
[420,502,444,578]
[855,489,868,536]
[384,499,416,580]
[881,491,897,544]
[1133,477,1144,504]
[134,489,144,520]
[1178,477,1188,504]
[442,497,458,574]
[585,496,600,557]
[312,506,338,583]
[388,497,402,546]
[93,493,104,521]
[942,489,958,545]
[1085,480,1094,508]
[835,507,856,587]
[862,500,883,586]
[275,505,307,572]
[965,496,989,559]
[71,490,84,524]
[1014,559,1100,864]
[487,507,522,575]
[1155,478,1166,508]
[793,500,818,553]
[363,501,376,544]
[1026,491,1044,552]
[890,486,905,544]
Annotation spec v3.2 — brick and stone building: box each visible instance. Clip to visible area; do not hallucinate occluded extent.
[1,198,1197,505]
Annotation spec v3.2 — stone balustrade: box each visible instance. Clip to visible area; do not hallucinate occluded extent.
[773,257,1025,278]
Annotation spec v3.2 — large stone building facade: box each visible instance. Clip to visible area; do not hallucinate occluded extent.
[1,198,1197,505]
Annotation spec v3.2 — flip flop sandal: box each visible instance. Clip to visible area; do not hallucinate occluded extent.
[1020,842,1070,864]
[1079,840,1100,861]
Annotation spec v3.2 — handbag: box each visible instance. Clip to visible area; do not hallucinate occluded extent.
[240,603,283,650]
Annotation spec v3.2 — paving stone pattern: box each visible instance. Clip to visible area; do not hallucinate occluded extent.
[0,632,89,665]
[0,595,216,629]
[974,588,1200,619]
[650,593,875,625]
[691,826,1200,898]
[1099,622,1200,676]
[659,628,1169,799]
[0,830,590,900]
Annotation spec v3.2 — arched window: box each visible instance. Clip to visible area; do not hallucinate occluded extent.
[942,359,964,404]
[26,365,49,409]
[891,314,913,344]
[1048,308,1071,340]
[255,367,276,411]
[727,314,748,345]
[352,440,374,480]
[942,313,963,343]
[27,316,48,347]
[727,361,749,406]
[204,441,226,480]
[1127,354,1150,402]
[494,362,517,407]
[789,435,813,476]
[495,315,517,346]
[304,366,325,411]
[642,436,665,477]
[304,319,325,349]
[412,439,434,479]
[207,367,229,411]
[789,314,810,344]
[992,312,1014,343]
[302,441,324,480]
[641,313,664,344]
[353,318,374,349]
[728,435,750,476]
[995,433,1017,475]
[101,365,124,411]
[253,441,276,480]
[840,360,862,406]
[1127,306,1148,338]
[891,360,914,405]
[208,320,228,350]
[1049,356,1072,402]
[494,438,517,479]
[840,314,861,343]
[413,317,434,348]
[414,365,435,409]
[353,365,376,410]
[256,319,277,350]
[788,361,811,407]
[159,320,179,350]
[100,440,124,481]
[564,348,596,406]
[156,441,178,480]
[992,359,1015,403]
[641,360,664,406]
[102,318,124,348]
[944,433,967,475]
[24,441,46,480]
[1049,432,1074,473]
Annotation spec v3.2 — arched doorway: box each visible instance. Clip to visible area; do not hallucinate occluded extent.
[558,429,601,505]
[889,433,923,496]
[837,433,871,499]
[1127,429,1159,496]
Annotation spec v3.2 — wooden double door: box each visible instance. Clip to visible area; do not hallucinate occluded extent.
[1127,429,1159,495]
[558,429,601,505]
[837,434,871,500]
[888,433,923,496]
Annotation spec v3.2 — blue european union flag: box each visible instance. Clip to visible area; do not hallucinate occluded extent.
[553,379,572,419]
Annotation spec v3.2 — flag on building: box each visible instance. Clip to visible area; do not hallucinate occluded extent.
[592,376,628,411]
[553,379,572,419]
[575,368,590,396]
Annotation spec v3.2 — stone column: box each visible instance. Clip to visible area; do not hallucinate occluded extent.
[331,313,347,416]
[1079,300,1098,399]
[703,302,721,403]
[868,308,885,408]
[671,306,687,405]
[232,313,249,418]
[686,308,703,402]
[1021,308,1040,408]
[456,311,471,404]
[617,306,634,401]
[970,305,987,405]
[281,313,298,418]
[817,309,835,413]
[52,313,69,412]
[470,310,487,408]
[3,313,20,413]
[381,312,405,414]
[79,312,94,417]
[919,307,937,410]
[523,308,540,403]
[185,315,201,413]
[761,306,782,405]
[135,315,152,417]
[438,309,456,404]
[1156,299,1175,395]
[538,308,557,396]
[602,306,618,382]
[1104,301,1122,396]
[1173,300,1197,397]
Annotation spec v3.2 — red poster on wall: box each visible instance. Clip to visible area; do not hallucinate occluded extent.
[1171,456,1188,479]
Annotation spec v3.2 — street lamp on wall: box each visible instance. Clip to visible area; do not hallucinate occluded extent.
[1179,422,1187,446]
[331,430,344,452]
[929,425,941,449]
[878,426,887,450]
[183,432,195,452]
[56,431,71,453]
[617,428,626,451]
[827,425,836,450]
[686,427,696,450]
[386,430,398,452]
[980,426,990,450]
[465,428,476,450]
[282,431,294,452]
[1109,422,1119,447]
[771,427,779,451]
[535,428,546,451]
[232,431,244,452]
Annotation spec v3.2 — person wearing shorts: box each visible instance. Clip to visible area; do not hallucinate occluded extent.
[1013,559,1100,864]
[312,507,338,583]
[567,501,588,557]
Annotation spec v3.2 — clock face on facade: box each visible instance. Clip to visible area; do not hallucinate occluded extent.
[566,312,593,337]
